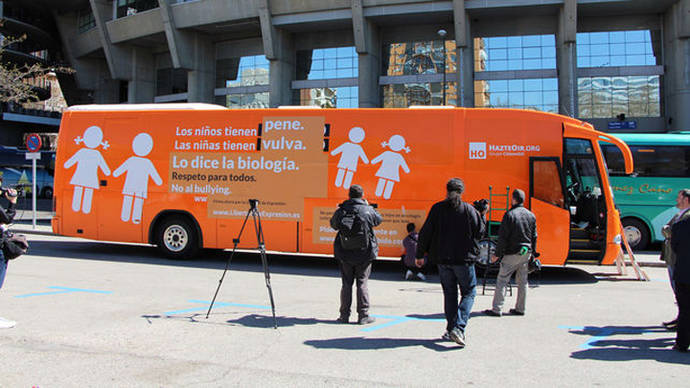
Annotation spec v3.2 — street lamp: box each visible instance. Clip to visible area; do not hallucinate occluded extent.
[437,29,447,105]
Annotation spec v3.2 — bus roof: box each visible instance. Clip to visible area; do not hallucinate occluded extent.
[67,103,228,111]
[606,132,690,146]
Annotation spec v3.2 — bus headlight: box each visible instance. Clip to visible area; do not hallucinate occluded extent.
[613,234,622,245]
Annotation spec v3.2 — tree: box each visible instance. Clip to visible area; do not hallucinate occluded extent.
[0,21,72,104]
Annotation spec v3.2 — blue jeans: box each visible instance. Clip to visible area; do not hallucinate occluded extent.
[0,256,6,289]
[438,264,476,333]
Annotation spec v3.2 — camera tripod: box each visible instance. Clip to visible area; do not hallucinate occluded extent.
[206,199,277,329]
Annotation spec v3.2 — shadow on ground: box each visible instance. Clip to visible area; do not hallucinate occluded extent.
[304,336,460,352]
[564,325,690,365]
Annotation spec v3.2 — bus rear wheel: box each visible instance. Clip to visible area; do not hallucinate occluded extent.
[622,218,650,252]
[156,216,199,259]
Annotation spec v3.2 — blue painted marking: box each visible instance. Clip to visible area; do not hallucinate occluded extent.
[560,325,658,350]
[15,286,112,298]
[363,314,445,332]
[164,299,270,316]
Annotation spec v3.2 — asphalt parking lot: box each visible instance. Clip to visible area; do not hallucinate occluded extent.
[0,232,687,387]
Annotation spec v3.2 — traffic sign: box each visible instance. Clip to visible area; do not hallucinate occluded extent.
[26,133,42,152]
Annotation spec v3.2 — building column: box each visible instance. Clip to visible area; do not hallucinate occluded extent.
[159,0,214,103]
[353,0,380,108]
[453,0,473,107]
[259,0,295,107]
[128,47,155,103]
[556,0,577,117]
[187,36,215,103]
[664,0,690,131]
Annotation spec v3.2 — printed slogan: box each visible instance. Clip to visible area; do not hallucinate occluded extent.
[168,117,327,220]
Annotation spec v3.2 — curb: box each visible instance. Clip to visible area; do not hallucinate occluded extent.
[11,228,55,237]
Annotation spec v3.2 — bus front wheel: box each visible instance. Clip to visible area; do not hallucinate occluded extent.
[156,216,199,259]
[622,218,650,252]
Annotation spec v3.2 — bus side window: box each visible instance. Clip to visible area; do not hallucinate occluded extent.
[533,160,565,208]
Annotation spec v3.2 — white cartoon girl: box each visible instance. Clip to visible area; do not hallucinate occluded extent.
[330,126,369,189]
[63,125,111,214]
[112,133,163,224]
[371,134,411,199]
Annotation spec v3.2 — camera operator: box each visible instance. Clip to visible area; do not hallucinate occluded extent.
[0,177,18,329]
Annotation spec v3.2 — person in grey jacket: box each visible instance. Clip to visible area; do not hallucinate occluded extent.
[330,184,382,325]
[485,188,537,317]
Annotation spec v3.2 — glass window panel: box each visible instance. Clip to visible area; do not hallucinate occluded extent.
[543,78,558,90]
[523,35,541,47]
[475,34,556,71]
[523,47,541,59]
[577,30,660,68]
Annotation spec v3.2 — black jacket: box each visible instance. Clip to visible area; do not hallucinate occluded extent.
[416,200,485,265]
[0,200,16,225]
[330,198,382,263]
[671,217,690,284]
[495,204,537,258]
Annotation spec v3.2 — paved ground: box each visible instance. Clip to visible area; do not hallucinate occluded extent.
[0,231,687,387]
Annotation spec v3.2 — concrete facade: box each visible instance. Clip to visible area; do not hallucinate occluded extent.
[49,0,689,132]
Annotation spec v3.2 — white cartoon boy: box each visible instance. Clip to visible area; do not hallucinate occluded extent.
[330,126,369,189]
[63,125,111,214]
[113,133,163,224]
[371,134,411,200]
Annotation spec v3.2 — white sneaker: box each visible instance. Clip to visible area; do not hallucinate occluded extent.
[405,270,414,280]
[416,273,427,281]
[0,317,16,329]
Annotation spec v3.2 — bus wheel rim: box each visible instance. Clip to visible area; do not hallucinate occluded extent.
[623,226,641,246]
[164,225,188,252]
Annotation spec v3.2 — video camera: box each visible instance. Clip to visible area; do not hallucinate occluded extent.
[0,185,24,198]
[473,198,489,213]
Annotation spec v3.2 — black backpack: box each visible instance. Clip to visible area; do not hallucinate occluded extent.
[337,207,370,250]
[2,232,28,260]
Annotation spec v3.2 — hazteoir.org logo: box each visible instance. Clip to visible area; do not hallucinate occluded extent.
[469,142,486,159]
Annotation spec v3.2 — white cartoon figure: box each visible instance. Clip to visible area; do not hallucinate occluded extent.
[371,134,411,199]
[330,127,369,189]
[112,133,163,224]
[63,125,111,214]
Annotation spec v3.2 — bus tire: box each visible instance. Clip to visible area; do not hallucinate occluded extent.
[622,218,650,252]
[156,216,199,259]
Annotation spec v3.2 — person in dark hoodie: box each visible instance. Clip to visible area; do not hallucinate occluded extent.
[415,178,486,347]
[485,188,537,317]
[330,184,382,325]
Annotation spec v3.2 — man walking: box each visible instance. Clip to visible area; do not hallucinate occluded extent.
[330,184,382,325]
[415,178,486,347]
[661,189,690,331]
[670,206,690,352]
[484,189,537,317]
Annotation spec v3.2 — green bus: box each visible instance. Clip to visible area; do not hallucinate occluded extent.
[601,132,690,251]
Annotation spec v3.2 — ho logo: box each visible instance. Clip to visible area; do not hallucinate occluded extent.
[469,142,487,159]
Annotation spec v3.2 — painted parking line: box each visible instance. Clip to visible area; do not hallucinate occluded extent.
[559,325,662,349]
[164,299,270,316]
[363,314,445,332]
[15,286,112,298]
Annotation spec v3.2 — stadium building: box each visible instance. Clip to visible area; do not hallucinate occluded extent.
[26,1,690,132]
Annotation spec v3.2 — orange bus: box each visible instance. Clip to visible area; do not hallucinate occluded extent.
[52,104,632,266]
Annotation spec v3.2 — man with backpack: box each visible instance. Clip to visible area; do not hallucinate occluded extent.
[330,184,382,325]
[0,183,18,329]
[415,178,486,347]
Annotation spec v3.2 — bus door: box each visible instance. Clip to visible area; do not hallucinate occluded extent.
[529,157,570,264]
[563,138,607,264]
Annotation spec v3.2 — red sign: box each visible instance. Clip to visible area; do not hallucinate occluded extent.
[26,133,42,152]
